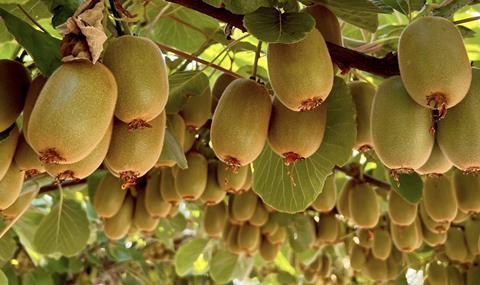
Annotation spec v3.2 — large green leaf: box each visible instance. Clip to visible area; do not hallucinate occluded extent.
[222,0,272,14]
[22,269,54,285]
[174,238,209,276]
[371,0,425,14]
[209,250,239,284]
[252,77,356,213]
[166,70,210,113]
[13,210,44,251]
[44,0,81,27]
[33,199,90,256]
[388,172,423,204]
[432,0,472,17]
[159,128,188,169]
[0,230,16,264]
[0,8,61,76]
[287,214,316,252]
[243,7,315,43]
[0,270,7,285]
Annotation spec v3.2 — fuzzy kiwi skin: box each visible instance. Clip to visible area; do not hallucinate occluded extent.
[445,227,469,262]
[415,142,452,175]
[422,224,446,247]
[93,172,127,218]
[231,191,258,222]
[22,76,46,143]
[261,218,279,237]
[398,16,471,109]
[14,134,45,175]
[0,127,20,180]
[304,4,341,46]
[28,62,117,164]
[200,160,226,205]
[349,243,367,271]
[225,224,242,255]
[349,182,379,229]
[267,226,286,245]
[157,114,186,167]
[438,69,480,172]
[423,175,457,223]
[267,29,333,111]
[144,172,171,218]
[104,195,134,240]
[453,209,469,224]
[211,79,272,167]
[372,229,392,261]
[390,218,421,253]
[1,189,36,219]
[250,203,269,227]
[348,81,375,151]
[0,60,30,132]
[316,213,339,243]
[0,162,24,210]
[133,190,159,232]
[175,152,208,201]
[465,218,480,256]
[268,97,326,162]
[371,76,434,171]
[183,128,196,153]
[211,73,236,112]
[336,179,354,219]
[311,174,336,212]
[102,35,168,125]
[180,87,212,130]
[426,262,448,285]
[105,112,166,184]
[454,170,480,213]
[363,255,388,282]
[204,202,227,238]
[237,223,260,252]
[160,168,181,205]
[217,163,248,192]
[388,190,417,226]
[45,122,112,180]
[259,237,280,261]
[419,201,450,234]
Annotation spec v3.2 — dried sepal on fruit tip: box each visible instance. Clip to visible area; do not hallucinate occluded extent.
[39,148,66,164]
[120,171,140,189]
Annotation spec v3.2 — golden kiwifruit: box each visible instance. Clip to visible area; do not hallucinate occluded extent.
[160,168,181,205]
[46,121,112,181]
[22,75,46,143]
[447,266,464,285]
[2,189,37,219]
[104,195,134,240]
[267,29,333,111]
[28,61,116,164]
[337,179,354,219]
[311,174,336,213]
[0,60,30,132]
[438,69,480,172]
[349,182,379,228]
[390,218,420,252]
[422,225,447,247]
[250,203,269,227]
[204,202,227,238]
[419,201,450,234]
[102,35,168,127]
[304,4,342,46]
[465,219,480,256]
[175,152,207,201]
[216,162,248,192]
[445,227,469,262]
[357,228,374,248]
[211,73,236,112]
[237,223,260,252]
[157,114,186,167]
[231,190,258,222]
[398,16,471,110]
[144,172,171,218]
[268,97,326,163]
[372,229,392,261]
[416,141,453,175]
[133,190,159,232]
[259,237,280,261]
[180,87,211,130]
[0,126,20,181]
[453,209,469,224]
[371,76,434,171]
[426,262,448,285]
[316,212,339,243]
[349,243,367,271]
[363,254,388,282]
[93,172,127,218]
[211,78,272,168]
[267,226,287,245]
[388,190,418,226]
[200,160,226,205]
[261,217,279,237]
[0,162,24,210]
[424,175,458,223]
[14,134,44,176]
[105,112,166,186]
[348,81,375,151]
[454,170,480,213]
[226,224,242,255]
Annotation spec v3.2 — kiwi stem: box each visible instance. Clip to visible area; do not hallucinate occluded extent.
[251,40,262,80]
[334,165,390,190]
[109,0,124,36]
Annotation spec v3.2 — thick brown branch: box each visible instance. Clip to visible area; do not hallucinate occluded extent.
[165,0,400,78]
[335,165,391,190]
[39,179,87,194]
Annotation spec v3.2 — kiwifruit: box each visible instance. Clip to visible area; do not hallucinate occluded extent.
[261,217,279,237]
[422,225,447,247]
[419,201,450,234]
[311,174,336,212]
[307,256,323,273]
[250,203,269,227]
[372,229,392,261]
[45,121,112,181]
[160,167,181,205]
[237,223,260,252]
[104,194,134,240]
[304,4,342,46]
[259,237,280,261]
[230,190,258,222]
[268,97,326,163]
[416,142,452,175]
[22,75,46,143]
[453,209,469,224]
[349,182,379,228]
[175,152,207,201]
[348,81,375,151]
[144,172,171,218]
[447,266,464,285]
[398,16,471,110]
[465,219,480,256]
[133,190,159,232]
[1,189,37,219]
[216,162,248,192]
[454,170,480,213]
[102,35,168,127]
[316,212,339,243]
[199,161,225,205]
[211,73,236,112]
[319,255,332,278]
[427,262,448,285]
[387,190,417,226]
[414,216,424,249]
[445,227,469,262]
[156,114,186,167]
[204,202,227,238]
[364,255,389,282]
[467,265,480,285]
[14,134,44,176]
[105,112,166,187]
[226,224,242,255]
[167,204,179,217]
[28,61,117,164]
[0,126,19,181]
[241,166,253,191]
[357,228,374,248]
[183,128,196,153]
[267,226,286,245]
[0,162,24,210]
[423,175,457,223]
[211,78,272,168]
[93,172,127,218]
[371,76,434,171]
[337,179,354,219]
[390,218,420,252]
[0,60,30,132]
[349,243,367,271]
[386,255,403,281]
[267,29,333,111]
[303,270,318,283]
[180,87,211,130]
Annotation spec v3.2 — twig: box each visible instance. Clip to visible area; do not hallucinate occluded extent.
[251,40,262,79]
[109,0,124,35]
[454,16,480,25]
[334,165,391,190]
[17,5,50,35]
[39,179,87,194]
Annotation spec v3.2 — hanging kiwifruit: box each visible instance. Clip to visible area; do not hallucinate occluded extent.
[419,201,450,234]
[160,167,182,205]
[467,265,480,285]
[104,195,134,240]
[105,112,166,186]
[175,152,208,201]
[357,228,374,248]
[267,29,333,111]
[211,73,236,112]
[348,81,375,151]
[200,160,226,205]
[398,16,471,110]
[226,224,242,255]
[183,128,196,153]
[28,61,117,164]
[390,218,420,252]
[311,174,336,213]
[453,209,469,224]
[0,162,24,210]
[447,266,464,285]
[102,35,168,127]
[14,134,45,176]
[267,226,287,245]
[250,203,269,227]
[268,97,326,163]
[0,59,30,132]
[237,223,261,252]
[211,78,272,168]
[22,75,46,143]
[180,87,211,130]
[316,212,339,243]
[349,182,379,228]
[363,254,388,282]
[204,202,227,238]
[445,227,469,262]
[230,191,258,222]
[423,175,457,223]
[0,126,20,181]
[387,190,418,226]
[337,179,354,219]
[422,225,446,247]
[415,142,452,175]
[304,4,342,46]
[454,170,480,213]
[259,237,280,261]
[372,229,392,261]
[349,243,367,271]
[240,167,253,192]
[93,172,127,218]
[157,114,186,167]
[426,262,448,285]
[1,189,37,219]
[133,190,159,232]
[261,217,279,237]
[144,172,171,218]
[465,218,480,256]
[217,162,248,192]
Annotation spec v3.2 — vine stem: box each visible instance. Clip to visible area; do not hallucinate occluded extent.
[334,165,391,190]
[251,40,262,79]
[109,0,124,35]
[454,16,480,25]
[17,4,50,35]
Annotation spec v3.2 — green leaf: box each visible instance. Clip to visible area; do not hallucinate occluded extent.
[388,172,423,204]
[253,77,356,213]
[22,269,54,285]
[243,7,315,43]
[159,128,188,169]
[166,71,210,113]
[174,238,209,276]
[371,0,425,14]
[33,199,90,256]
[13,210,44,251]
[432,0,472,17]
[86,169,106,203]
[0,8,61,76]
[0,269,7,285]
[210,250,239,284]
[44,0,81,27]
[0,230,16,264]
[222,0,272,14]
[288,215,316,252]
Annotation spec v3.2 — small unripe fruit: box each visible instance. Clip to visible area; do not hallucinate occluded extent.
[423,175,457,223]
[200,160,226,205]
[349,243,367,271]
[363,255,388,282]
[204,202,227,238]
[419,201,450,234]
[104,195,134,240]
[93,172,127,218]
[144,172,171,218]
[22,75,46,143]
[311,174,336,212]
[422,225,446,247]
[237,223,260,252]
[250,203,269,227]
[267,226,286,245]
[372,229,392,261]
[316,212,339,243]
[230,191,258,222]
[445,227,469,262]
[175,152,207,201]
[388,190,417,226]
[259,237,280,261]
[1,189,36,219]
[349,81,375,151]
[261,217,279,237]
[304,4,342,46]
[0,162,24,210]
[349,182,379,228]
[211,73,236,112]
[390,218,420,252]
[415,142,452,175]
[454,170,480,213]
[133,190,159,232]
[426,262,448,285]
[465,218,480,256]
[217,163,248,192]
[180,87,211,130]
[160,168,181,205]
[336,179,354,219]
